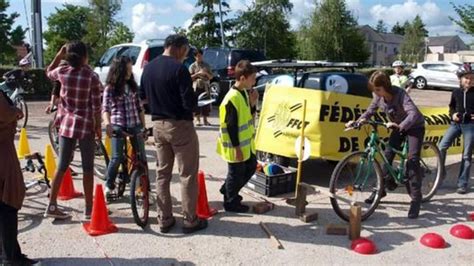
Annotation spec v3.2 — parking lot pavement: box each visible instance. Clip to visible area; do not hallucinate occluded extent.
[13,97,473,266]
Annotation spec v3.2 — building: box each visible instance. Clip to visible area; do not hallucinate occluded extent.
[427,36,469,54]
[359,25,404,66]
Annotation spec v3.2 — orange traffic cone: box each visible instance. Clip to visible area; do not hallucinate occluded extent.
[83,184,118,236]
[196,170,217,219]
[58,168,83,201]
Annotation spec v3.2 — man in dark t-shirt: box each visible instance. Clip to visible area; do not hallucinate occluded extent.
[140,34,207,234]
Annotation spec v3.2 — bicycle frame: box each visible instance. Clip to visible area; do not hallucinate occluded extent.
[352,122,409,189]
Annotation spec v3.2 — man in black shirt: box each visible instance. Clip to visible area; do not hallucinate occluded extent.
[140,35,207,233]
[439,65,474,194]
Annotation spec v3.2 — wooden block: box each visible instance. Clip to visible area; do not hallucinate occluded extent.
[349,204,362,240]
[326,224,348,235]
[295,184,307,216]
[252,202,274,214]
[299,212,318,223]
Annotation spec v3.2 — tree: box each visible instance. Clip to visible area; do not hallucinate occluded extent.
[234,0,296,59]
[43,4,90,63]
[0,0,26,64]
[85,0,122,63]
[106,22,134,47]
[449,2,474,35]
[375,19,387,33]
[400,15,428,63]
[391,21,405,35]
[412,15,428,37]
[173,27,187,36]
[187,0,233,48]
[298,0,369,62]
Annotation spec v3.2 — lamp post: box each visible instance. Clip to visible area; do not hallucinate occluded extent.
[218,0,225,47]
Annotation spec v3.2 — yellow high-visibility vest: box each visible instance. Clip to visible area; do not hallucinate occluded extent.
[216,88,255,163]
[390,74,409,88]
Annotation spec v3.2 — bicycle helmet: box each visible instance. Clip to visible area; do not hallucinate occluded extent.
[19,58,31,67]
[392,60,405,68]
[456,64,474,79]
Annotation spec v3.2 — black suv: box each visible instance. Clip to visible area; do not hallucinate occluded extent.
[203,47,266,103]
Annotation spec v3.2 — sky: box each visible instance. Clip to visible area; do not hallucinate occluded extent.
[6,0,474,45]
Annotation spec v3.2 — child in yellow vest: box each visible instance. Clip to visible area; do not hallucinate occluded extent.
[217,60,259,212]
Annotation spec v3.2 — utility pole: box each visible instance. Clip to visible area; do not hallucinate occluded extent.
[218,0,225,48]
[31,0,43,67]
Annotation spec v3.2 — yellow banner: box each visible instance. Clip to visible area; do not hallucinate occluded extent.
[255,85,463,160]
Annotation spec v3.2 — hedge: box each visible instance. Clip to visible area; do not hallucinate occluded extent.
[0,67,53,100]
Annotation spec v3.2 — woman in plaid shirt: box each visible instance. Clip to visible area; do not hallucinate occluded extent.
[102,56,147,200]
[44,41,102,220]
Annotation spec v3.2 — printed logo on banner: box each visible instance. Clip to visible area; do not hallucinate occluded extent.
[267,102,307,138]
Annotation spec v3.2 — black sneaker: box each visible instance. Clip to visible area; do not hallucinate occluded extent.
[182,219,208,234]
[159,217,176,233]
[224,203,250,213]
[408,201,421,219]
[385,178,398,191]
[456,187,467,194]
[364,189,386,204]
[219,186,243,202]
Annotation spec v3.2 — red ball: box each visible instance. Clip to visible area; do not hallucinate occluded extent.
[450,224,474,240]
[351,237,377,255]
[420,233,446,249]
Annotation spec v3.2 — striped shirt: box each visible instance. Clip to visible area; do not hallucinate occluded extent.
[102,84,142,128]
[47,65,102,139]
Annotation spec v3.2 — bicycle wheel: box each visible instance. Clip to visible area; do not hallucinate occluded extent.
[418,141,443,202]
[15,97,28,130]
[329,151,384,221]
[130,168,150,228]
[48,120,60,155]
[94,140,109,180]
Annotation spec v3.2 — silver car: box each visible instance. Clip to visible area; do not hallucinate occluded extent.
[410,61,462,90]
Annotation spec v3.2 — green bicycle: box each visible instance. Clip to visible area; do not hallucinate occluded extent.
[329,120,443,221]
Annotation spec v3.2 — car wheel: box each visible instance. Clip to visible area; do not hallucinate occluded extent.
[415,77,427,90]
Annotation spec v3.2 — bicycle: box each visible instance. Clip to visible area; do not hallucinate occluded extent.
[106,129,150,228]
[329,120,443,221]
[0,77,29,130]
[22,152,51,194]
[47,106,110,179]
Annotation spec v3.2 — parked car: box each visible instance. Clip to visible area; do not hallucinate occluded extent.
[253,60,370,104]
[203,47,266,103]
[409,61,462,90]
[94,39,196,87]
[251,60,370,166]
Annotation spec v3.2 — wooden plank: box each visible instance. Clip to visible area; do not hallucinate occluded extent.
[326,224,348,235]
[349,204,362,240]
[259,222,284,249]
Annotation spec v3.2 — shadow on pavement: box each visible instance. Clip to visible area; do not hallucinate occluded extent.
[37,257,195,266]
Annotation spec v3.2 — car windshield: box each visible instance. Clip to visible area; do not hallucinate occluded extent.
[98,45,141,66]
[230,50,266,66]
[203,49,228,69]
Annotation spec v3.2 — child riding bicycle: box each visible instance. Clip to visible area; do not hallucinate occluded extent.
[102,56,147,201]
[346,71,425,219]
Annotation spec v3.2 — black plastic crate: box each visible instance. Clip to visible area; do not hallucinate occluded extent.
[245,165,297,197]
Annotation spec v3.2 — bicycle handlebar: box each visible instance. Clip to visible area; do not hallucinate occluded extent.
[344,120,390,131]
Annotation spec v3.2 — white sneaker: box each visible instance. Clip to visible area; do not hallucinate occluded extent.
[105,186,116,202]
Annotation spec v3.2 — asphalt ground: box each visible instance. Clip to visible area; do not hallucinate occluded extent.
[11,88,474,265]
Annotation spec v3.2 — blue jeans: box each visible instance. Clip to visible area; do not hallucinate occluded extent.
[105,125,147,189]
[439,122,474,189]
